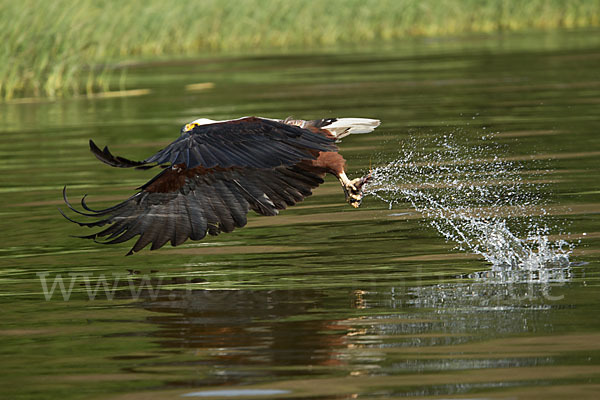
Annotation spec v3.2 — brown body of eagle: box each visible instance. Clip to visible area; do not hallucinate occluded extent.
[61,116,380,255]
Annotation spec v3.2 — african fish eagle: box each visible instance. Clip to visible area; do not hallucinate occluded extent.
[61,116,380,254]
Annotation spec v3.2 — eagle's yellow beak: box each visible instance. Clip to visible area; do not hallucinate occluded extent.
[183,122,199,132]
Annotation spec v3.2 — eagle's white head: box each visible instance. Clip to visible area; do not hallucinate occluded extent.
[181,118,217,133]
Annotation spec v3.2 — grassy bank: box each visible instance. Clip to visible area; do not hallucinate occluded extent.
[2,0,600,100]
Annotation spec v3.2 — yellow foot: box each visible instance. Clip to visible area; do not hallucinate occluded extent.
[341,172,372,208]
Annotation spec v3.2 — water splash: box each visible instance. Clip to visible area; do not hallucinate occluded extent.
[365,132,574,270]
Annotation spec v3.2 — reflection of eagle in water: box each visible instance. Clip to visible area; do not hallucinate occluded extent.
[62,116,380,254]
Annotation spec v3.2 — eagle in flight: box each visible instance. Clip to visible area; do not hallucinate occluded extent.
[61,116,380,255]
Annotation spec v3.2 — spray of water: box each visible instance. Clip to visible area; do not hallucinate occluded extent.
[364,132,574,271]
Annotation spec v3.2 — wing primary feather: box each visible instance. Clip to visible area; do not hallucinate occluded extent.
[232,179,277,216]
[96,219,130,239]
[130,215,164,254]
[206,181,236,233]
[150,203,175,250]
[63,186,141,217]
[184,148,191,168]
[220,146,259,167]
[196,143,221,168]
[171,194,191,246]
[261,174,303,206]
[221,179,249,227]
[274,171,314,198]
[283,166,325,186]
[251,174,288,209]
[58,207,96,227]
[169,150,183,165]
[103,223,141,245]
[62,187,100,217]
[202,187,225,235]
[231,142,268,168]
[214,178,248,228]
[184,192,208,241]
[79,191,145,215]
[188,147,206,167]
[203,144,237,168]
[189,188,209,238]
[89,140,149,168]
[123,209,156,254]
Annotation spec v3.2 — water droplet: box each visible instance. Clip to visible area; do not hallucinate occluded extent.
[364,132,574,273]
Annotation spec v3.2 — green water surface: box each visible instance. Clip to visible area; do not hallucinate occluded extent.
[1,30,600,399]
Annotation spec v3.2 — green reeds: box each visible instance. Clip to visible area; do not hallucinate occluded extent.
[2,0,600,100]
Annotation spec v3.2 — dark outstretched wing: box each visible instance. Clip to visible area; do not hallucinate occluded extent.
[91,117,338,170]
[89,140,153,169]
[61,163,325,255]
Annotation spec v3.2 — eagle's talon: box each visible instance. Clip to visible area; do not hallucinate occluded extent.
[344,174,371,208]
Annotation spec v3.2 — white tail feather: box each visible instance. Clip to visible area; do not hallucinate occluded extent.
[322,118,380,139]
